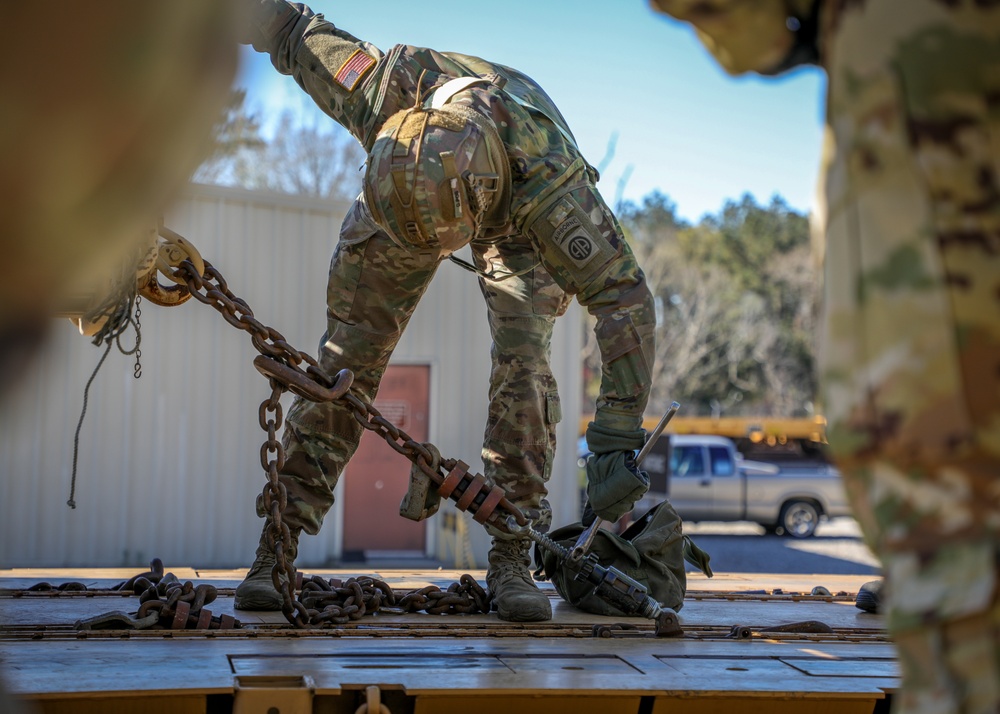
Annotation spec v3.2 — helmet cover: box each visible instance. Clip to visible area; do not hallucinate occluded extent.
[364,103,510,255]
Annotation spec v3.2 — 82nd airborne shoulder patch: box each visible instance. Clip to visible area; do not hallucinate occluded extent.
[554,218,596,268]
[334,49,376,92]
[528,194,618,287]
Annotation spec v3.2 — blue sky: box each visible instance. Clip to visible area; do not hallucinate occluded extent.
[236,0,828,223]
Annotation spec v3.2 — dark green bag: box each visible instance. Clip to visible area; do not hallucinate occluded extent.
[534,500,713,616]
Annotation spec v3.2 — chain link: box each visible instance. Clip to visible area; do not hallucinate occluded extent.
[170,257,527,627]
[132,296,143,379]
[258,379,309,627]
[67,559,240,631]
[22,560,489,630]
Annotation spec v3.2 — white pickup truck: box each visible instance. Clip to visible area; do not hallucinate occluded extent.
[631,434,853,538]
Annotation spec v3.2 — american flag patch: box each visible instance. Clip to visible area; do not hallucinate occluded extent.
[334,49,375,91]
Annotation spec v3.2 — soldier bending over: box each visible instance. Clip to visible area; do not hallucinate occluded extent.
[236,0,657,622]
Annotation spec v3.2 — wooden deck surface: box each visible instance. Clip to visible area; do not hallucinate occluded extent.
[0,567,897,712]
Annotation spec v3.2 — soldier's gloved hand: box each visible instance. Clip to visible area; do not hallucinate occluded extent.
[585,451,650,523]
[585,421,647,454]
[237,0,292,45]
[584,421,648,523]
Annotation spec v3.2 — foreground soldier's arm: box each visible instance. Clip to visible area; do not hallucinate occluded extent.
[648,0,820,75]
[650,0,1000,709]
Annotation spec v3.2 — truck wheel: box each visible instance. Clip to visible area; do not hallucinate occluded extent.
[779,500,819,538]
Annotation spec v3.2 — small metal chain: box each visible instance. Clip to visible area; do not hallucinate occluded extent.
[132,296,143,379]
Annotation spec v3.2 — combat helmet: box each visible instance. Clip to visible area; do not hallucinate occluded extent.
[364,101,510,256]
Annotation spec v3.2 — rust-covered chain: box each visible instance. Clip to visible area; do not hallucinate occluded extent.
[172,258,359,625]
[259,379,308,627]
[169,257,527,627]
[72,559,241,631]
[396,574,491,615]
[299,575,393,624]
[27,558,485,631]
[297,574,490,622]
[339,390,529,533]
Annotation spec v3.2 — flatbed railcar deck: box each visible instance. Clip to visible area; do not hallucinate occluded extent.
[0,568,897,713]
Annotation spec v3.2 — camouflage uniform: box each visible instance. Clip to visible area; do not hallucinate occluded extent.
[651,0,1000,711]
[245,3,655,540]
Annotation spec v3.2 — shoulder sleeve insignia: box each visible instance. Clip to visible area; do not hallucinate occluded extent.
[553,217,597,269]
[334,49,376,91]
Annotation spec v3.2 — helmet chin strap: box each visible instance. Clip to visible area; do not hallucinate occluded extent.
[447,253,539,284]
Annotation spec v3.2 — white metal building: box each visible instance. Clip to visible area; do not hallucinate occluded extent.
[0,183,583,570]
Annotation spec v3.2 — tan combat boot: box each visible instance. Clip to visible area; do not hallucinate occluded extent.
[234,524,300,611]
[486,537,552,622]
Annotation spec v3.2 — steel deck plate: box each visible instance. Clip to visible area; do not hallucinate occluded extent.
[0,568,897,712]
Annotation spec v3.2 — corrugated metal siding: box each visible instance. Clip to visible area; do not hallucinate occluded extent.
[0,184,582,568]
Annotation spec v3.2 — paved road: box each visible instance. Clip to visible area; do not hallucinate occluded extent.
[682,517,881,575]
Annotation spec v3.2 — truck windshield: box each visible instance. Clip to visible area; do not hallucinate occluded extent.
[709,445,734,476]
[670,446,704,477]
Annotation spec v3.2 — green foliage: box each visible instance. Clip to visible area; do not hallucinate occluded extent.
[584,192,820,420]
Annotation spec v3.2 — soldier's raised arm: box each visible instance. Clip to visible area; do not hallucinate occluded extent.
[239,0,387,144]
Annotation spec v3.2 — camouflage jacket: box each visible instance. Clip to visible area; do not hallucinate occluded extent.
[253,5,594,231]
[248,2,656,436]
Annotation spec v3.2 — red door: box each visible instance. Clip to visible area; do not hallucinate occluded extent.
[342,365,430,556]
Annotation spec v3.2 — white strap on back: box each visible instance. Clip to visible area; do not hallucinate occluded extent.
[429,76,491,109]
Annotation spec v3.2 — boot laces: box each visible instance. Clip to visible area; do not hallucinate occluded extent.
[488,544,534,586]
[246,547,276,578]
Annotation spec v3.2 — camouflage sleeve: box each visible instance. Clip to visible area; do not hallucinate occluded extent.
[583,259,657,437]
[243,1,315,73]
[243,1,386,142]
[522,170,656,435]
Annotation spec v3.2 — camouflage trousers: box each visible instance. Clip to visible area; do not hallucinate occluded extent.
[256,196,571,536]
[817,1,1000,711]
[880,546,1000,714]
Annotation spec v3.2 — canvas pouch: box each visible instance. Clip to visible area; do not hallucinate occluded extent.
[534,500,712,616]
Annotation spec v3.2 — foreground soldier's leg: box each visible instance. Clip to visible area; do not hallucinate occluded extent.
[237,205,442,609]
[819,1,1000,709]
